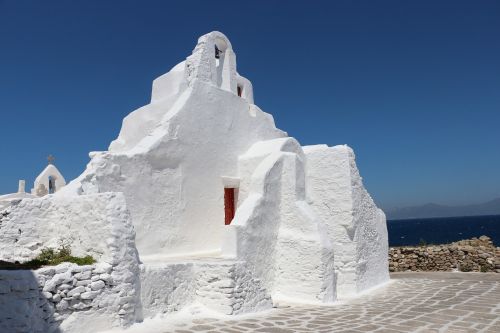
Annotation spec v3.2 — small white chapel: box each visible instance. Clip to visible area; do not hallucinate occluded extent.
[0,155,66,209]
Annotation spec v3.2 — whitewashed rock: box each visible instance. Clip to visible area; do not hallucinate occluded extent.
[43,272,72,292]
[90,280,105,291]
[55,263,72,274]
[71,266,83,273]
[56,299,69,311]
[67,286,86,297]
[80,291,99,300]
[57,284,71,291]
[71,302,91,310]
[74,270,91,280]
[93,263,112,274]
[36,267,55,276]
[75,279,91,287]
[99,273,112,283]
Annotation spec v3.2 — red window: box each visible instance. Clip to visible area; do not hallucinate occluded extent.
[224,188,236,225]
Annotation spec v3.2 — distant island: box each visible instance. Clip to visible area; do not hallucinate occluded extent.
[386,198,500,220]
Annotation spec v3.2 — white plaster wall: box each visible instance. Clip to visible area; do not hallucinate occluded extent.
[349,151,390,292]
[0,193,142,332]
[60,32,286,258]
[139,258,272,317]
[194,261,272,315]
[222,151,284,293]
[0,192,37,210]
[0,193,135,263]
[222,138,335,305]
[304,145,389,298]
[140,263,196,318]
[272,153,335,304]
[0,270,48,333]
[151,61,186,103]
[109,61,186,153]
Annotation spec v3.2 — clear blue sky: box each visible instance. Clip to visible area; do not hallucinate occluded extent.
[1,0,499,210]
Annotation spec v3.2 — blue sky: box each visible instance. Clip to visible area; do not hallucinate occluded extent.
[0,0,499,210]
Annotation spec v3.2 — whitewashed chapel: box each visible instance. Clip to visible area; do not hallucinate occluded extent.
[0,32,389,333]
[0,155,66,210]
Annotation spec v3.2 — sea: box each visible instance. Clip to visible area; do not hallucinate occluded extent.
[387,215,500,247]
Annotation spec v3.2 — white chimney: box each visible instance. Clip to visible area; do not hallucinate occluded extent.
[18,180,25,193]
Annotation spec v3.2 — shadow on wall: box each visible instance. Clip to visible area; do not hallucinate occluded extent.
[0,269,61,333]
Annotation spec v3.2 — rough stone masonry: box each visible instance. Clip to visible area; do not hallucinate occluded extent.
[389,236,500,273]
[0,262,137,333]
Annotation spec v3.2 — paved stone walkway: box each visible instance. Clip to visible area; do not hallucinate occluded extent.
[113,273,500,333]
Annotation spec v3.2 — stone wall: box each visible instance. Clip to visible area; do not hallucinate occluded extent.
[0,270,48,333]
[140,259,272,318]
[0,193,134,263]
[62,32,286,259]
[0,261,138,333]
[304,144,389,298]
[389,236,500,273]
[0,192,141,332]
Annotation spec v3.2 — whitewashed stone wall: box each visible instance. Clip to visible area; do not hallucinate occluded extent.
[222,138,336,305]
[0,31,390,330]
[0,193,141,332]
[0,262,137,333]
[304,145,389,298]
[0,270,48,333]
[139,260,271,317]
[194,261,272,315]
[59,31,286,259]
[140,263,196,317]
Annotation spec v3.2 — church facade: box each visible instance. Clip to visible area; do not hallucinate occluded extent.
[0,32,389,333]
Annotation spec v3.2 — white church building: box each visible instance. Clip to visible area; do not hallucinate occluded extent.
[0,32,389,333]
[0,156,66,210]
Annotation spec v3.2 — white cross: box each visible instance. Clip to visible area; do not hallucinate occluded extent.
[47,154,55,165]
